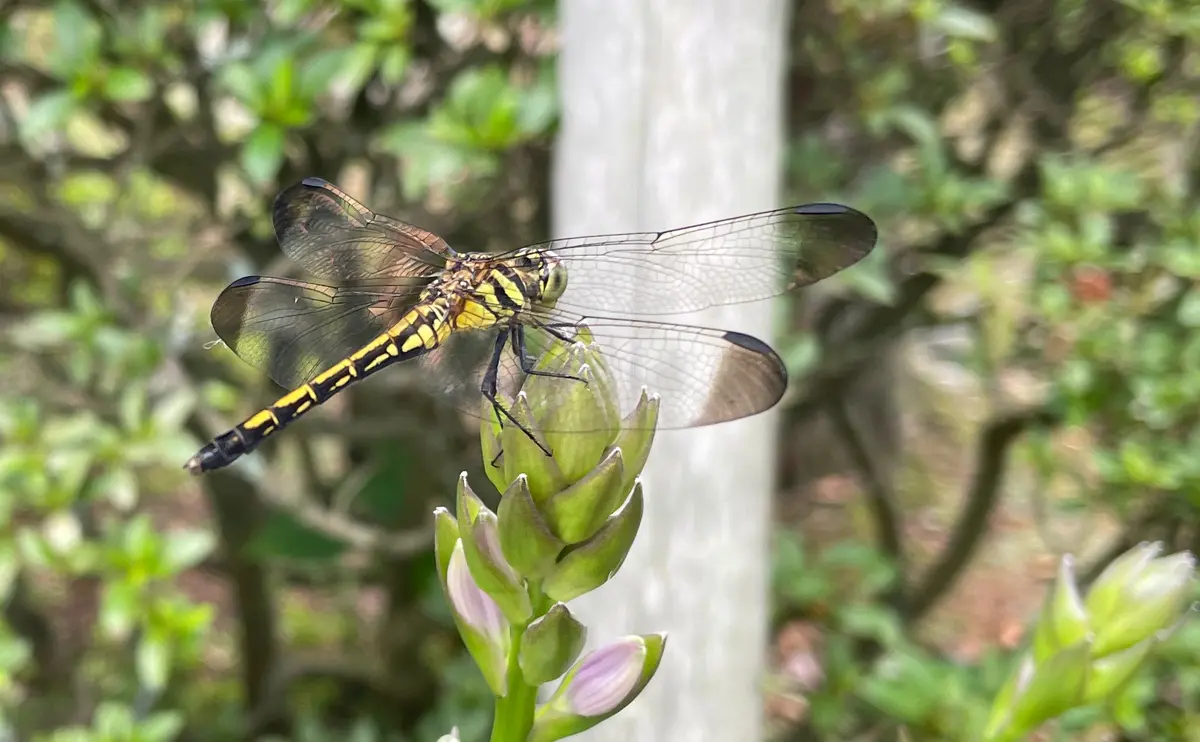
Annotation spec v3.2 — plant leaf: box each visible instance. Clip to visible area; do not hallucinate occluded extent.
[104,68,154,102]
[241,123,286,184]
[20,90,78,142]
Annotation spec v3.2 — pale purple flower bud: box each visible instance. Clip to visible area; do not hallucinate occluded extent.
[447,540,508,643]
[528,633,667,742]
[566,637,646,716]
[475,510,521,585]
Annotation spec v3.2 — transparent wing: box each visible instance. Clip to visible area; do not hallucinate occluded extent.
[505,204,877,316]
[272,177,451,284]
[209,275,407,389]
[407,309,788,433]
[527,313,787,430]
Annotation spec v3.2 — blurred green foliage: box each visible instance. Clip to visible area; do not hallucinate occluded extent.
[3,0,559,739]
[1,0,1198,740]
[773,532,1200,740]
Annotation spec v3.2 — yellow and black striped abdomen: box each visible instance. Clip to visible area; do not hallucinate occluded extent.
[184,301,453,475]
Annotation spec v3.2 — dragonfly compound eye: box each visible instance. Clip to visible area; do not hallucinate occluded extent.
[541,259,568,302]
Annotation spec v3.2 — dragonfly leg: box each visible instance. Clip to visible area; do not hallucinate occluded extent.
[511,326,587,384]
[480,330,554,460]
[536,322,578,345]
[533,317,598,346]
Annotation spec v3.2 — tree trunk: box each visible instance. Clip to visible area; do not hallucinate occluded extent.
[553,1,789,739]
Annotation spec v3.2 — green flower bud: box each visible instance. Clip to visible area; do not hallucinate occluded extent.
[1081,635,1155,704]
[1085,541,1161,626]
[1031,555,1089,662]
[500,392,567,500]
[984,544,1196,742]
[456,473,532,624]
[998,638,1094,734]
[520,335,622,481]
[543,481,644,603]
[531,362,621,482]
[443,538,510,696]
[480,398,509,495]
[541,448,628,544]
[497,474,566,580]
[528,633,667,742]
[1086,544,1194,657]
[529,329,619,417]
[455,471,485,523]
[988,642,1090,742]
[519,603,588,685]
[478,326,660,509]
[433,507,460,582]
[607,389,660,496]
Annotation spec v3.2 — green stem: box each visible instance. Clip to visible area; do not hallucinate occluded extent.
[528,580,551,615]
[491,623,538,742]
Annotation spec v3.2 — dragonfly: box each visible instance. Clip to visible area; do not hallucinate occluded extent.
[184,177,878,475]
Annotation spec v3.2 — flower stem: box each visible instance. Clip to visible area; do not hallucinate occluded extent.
[491,623,537,742]
[528,580,550,615]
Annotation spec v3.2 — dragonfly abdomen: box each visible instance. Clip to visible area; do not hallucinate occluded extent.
[184,301,451,475]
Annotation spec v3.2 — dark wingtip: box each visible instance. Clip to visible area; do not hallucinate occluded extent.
[793,203,852,216]
[722,330,786,372]
[275,177,333,235]
[722,330,776,355]
[719,330,788,417]
[792,202,880,259]
[227,275,261,289]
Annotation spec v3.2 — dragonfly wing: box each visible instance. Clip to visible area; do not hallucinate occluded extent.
[517,204,877,316]
[415,310,787,433]
[531,312,787,430]
[408,331,502,398]
[209,275,399,390]
[273,177,451,284]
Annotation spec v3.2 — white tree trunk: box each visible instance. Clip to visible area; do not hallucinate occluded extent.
[552,1,789,740]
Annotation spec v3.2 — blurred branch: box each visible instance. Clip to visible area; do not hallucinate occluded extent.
[193,462,280,715]
[259,478,433,558]
[246,647,428,736]
[826,394,907,611]
[0,197,135,319]
[190,407,433,558]
[1078,496,1171,587]
[0,61,137,132]
[790,192,1025,421]
[378,556,453,728]
[246,650,380,734]
[0,210,89,297]
[905,406,1061,624]
[791,0,1153,433]
[2,573,57,685]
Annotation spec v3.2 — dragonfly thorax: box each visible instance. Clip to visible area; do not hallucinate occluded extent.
[469,249,568,308]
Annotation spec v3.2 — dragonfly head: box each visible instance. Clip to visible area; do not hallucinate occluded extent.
[510,249,567,307]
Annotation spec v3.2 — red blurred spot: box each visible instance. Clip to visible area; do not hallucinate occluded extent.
[1070,266,1112,303]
